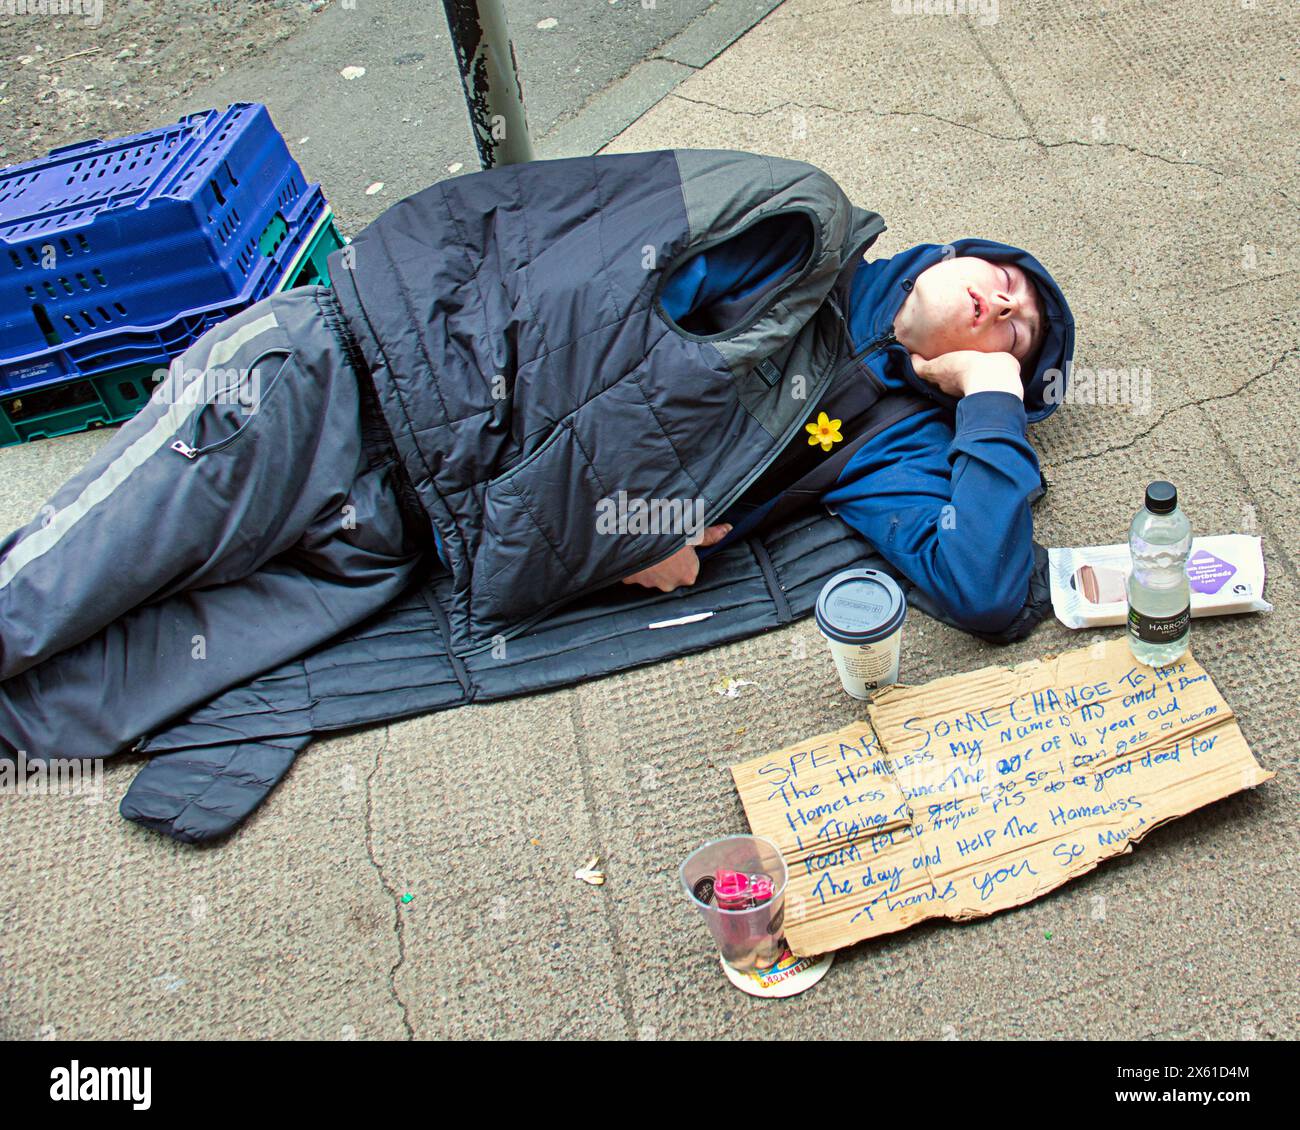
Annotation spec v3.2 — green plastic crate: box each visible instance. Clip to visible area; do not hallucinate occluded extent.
[0,210,346,447]
[280,206,345,289]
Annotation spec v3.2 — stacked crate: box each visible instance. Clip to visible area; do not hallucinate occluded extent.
[0,103,346,446]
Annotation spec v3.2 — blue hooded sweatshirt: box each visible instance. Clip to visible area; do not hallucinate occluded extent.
[662,234,1076,636]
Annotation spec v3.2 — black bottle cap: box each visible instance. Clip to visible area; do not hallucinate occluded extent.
[1145,480,1177,514]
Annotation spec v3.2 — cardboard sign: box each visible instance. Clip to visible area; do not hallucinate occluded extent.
[731,638,1273,956]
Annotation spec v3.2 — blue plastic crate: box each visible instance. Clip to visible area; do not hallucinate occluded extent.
[0,210,346,448]
[0,103,327,398]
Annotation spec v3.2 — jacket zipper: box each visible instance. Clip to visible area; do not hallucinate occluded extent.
[703,327,898,525]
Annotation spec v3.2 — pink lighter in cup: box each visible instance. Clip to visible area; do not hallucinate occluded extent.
[681,836,788,972]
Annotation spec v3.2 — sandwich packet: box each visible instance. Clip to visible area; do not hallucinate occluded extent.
[1048,533,1272,630]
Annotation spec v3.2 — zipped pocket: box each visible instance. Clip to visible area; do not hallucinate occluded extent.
[170,348,293,459]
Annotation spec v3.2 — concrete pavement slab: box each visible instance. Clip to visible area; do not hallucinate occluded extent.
[963,0,1299,198]
[0,429,110,535]
[0,728,407,1040]
[1196,350,1300,569]
[373,697,632,1040]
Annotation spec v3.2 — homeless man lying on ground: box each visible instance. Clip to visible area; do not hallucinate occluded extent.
[0,148,1075,763]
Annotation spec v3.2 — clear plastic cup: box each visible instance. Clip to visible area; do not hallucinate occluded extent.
[680,835,788,973]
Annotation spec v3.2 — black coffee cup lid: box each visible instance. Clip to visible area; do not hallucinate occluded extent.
[815,569,907,645]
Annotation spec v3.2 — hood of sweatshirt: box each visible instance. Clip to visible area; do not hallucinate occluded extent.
[846,237,1076,424]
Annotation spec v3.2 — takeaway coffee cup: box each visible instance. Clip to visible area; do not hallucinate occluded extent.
[814,568,907,699]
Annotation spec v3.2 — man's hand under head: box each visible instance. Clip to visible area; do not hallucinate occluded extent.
[620,523,732,592]
[909,350,1024,400]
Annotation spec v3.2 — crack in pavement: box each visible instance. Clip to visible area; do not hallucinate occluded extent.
[960,13,1296,211]
[1044,344,1300,589]
[1047,347,1299,474]
[963,15,1038,140]
[1193,359,1300,589]
[665,92,1295,205]
[1209,270,1299,298]
[1045,345,1300,465]
[649,53,704,70]
[567,691,640,1039]
[1137,985,1291,1041]
[363,724,415,1040]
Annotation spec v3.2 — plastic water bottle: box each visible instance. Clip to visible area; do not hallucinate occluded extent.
[1127,481,1192,666]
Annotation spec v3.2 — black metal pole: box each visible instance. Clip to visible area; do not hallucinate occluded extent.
[441,0,535,169]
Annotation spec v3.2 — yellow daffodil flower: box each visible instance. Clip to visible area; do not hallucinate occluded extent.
[805,411,843,453]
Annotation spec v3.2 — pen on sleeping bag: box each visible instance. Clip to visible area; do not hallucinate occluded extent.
[646,611,715,630]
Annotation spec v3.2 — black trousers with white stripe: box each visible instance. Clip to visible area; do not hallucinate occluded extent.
[0,286,427,757]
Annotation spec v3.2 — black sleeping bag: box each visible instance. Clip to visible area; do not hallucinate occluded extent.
[119,506,1051,842]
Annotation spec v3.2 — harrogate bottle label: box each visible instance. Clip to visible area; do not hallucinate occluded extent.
[1127,604,1190,643]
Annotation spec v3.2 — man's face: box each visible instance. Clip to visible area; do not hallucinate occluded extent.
[896,255,1045,366]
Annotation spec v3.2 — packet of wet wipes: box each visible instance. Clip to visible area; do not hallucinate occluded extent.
[1048,533,1272,630]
